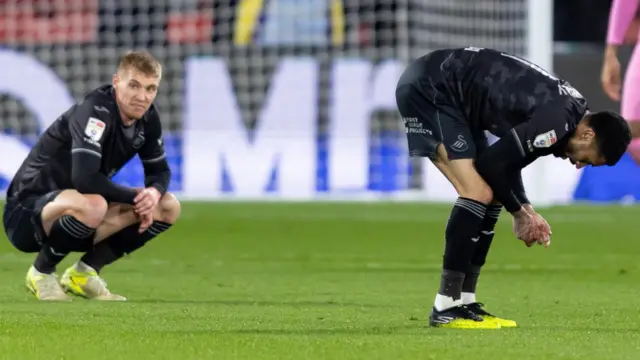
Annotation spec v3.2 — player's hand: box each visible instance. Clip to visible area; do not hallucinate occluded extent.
[601,52,622,102]
[512,210,537,246]
[526,212,551,247]
[138,212,153,234]
[134,187,161,216]
[533,212,551,247]
[523,204,552,247]
[519,205,552,247]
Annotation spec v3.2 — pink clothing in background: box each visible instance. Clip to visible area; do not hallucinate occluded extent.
[607,0,640,159]
[607,0,640,44]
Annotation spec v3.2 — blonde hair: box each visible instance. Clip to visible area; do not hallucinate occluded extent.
[117,50,162,78]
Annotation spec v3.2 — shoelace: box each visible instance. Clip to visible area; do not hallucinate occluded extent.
[459,305,484,321]
[467,302,493,316]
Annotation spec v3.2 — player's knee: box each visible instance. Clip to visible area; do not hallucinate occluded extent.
[459,183,493,205]
[444,158,493,205]
[156,193,181,224]
[73,194,108,228]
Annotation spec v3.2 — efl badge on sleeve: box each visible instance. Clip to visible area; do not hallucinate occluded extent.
[533,129,557,148]
[85,117,106,141]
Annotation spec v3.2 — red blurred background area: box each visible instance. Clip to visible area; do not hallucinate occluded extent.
[166,8,213,44]
[0,0,99,43]
[0,0,215,44]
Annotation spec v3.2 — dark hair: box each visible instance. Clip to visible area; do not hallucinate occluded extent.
[587,111,631,166]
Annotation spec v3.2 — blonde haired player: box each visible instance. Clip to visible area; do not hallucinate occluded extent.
[3,51,181,301]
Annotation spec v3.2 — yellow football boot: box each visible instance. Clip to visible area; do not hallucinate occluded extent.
[25,265,72,301]
[466,302,518,328]
[429,305,501,329]
[60,262,126,301]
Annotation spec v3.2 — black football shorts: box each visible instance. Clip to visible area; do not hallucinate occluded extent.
[3,190,62,253]
[395,54,487,161]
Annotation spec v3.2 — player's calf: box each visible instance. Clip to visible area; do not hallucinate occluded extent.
[437,194,489,311]
[61,193,180,300]
[459,201,518,328]
[34,191,108,274]
[77,193,179,273]
[92,193,180,266]
[431,147,494,312]
[462,201,502,305]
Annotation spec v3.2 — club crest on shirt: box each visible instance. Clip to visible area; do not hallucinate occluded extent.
[533,129,557,148]
[133,132,146,149]
[85,117,105,141]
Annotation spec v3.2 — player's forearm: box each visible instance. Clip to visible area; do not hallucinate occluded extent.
[605,44,620,58]
[145,174,170,196]
[143,160,171,196]
[475,160,522,213]
[606,0,640,46]
[76,175,138,204]
[474,132,527,214]
[145,171,171,196]
[507,170,530,205]
[71,152,138,204]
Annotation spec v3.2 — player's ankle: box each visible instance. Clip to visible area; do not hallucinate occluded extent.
[434,293,462,312]
[76,261,97,273]
[461,292,477,305]
[462,265,481,293]
[31,264,53,275]
[33,250,60,275]
[33,265,53,275]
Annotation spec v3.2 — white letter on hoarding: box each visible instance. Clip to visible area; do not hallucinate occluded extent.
[328,59,405,191]
[373,60,409,190]
[183,57,318,198]
[0,50,73,183]
[328,59,370,191]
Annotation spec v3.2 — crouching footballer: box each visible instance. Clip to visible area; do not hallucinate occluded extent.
[2,50,181,301]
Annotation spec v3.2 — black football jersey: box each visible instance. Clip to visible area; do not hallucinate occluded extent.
[7,85,167,203]
[410,47,588,158]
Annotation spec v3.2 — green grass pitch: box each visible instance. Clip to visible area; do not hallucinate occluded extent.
[1,201,639,359]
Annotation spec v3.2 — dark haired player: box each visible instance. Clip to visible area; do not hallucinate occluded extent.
[2,51,181,301]
[396,47,631,329]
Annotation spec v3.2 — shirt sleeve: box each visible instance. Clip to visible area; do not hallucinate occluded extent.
[475,98,574,213]
[68,101,138,204]
[510,98,573,157]
[606,0,640,45]
[69,103,106,159]
[506,153,538,206]
[138,112,171,196]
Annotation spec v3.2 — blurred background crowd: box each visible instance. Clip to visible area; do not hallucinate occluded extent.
[0,0,630,46]
[0,0,638,202]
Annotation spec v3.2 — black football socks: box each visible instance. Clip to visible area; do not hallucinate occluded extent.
[462,204,501,298]
[435,197,487,311]
[81,221,172,273]
[34,215,96,274]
